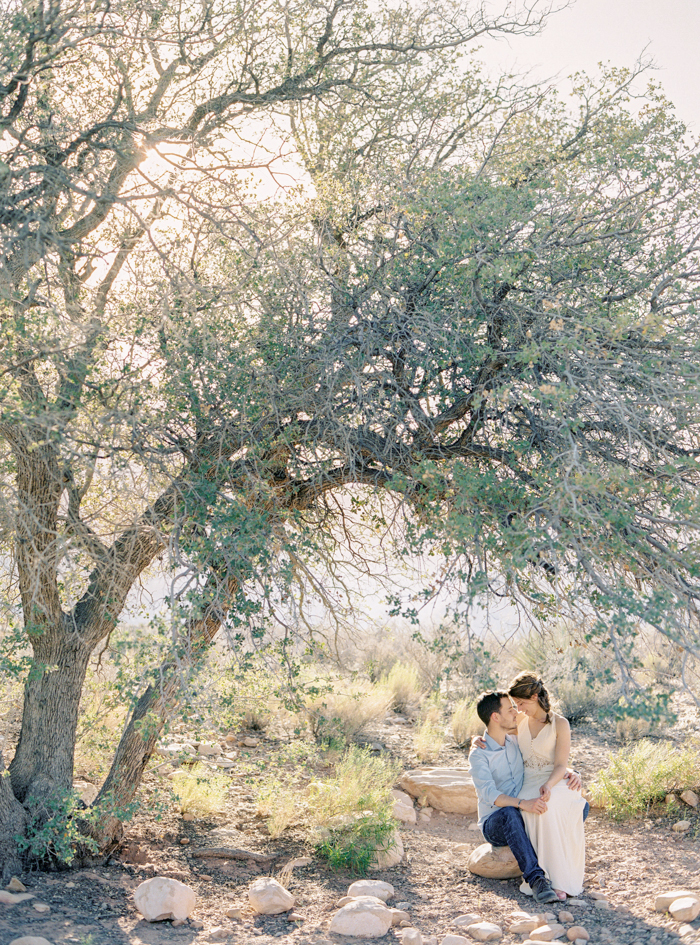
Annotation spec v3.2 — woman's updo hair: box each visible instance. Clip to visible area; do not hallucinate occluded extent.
[508,672,552,723]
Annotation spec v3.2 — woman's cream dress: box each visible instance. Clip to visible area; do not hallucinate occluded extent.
[517,714,586,896]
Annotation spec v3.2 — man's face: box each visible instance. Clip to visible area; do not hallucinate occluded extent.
[494,696,518,731]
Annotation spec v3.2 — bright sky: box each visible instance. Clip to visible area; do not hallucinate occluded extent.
[479,0,700,131]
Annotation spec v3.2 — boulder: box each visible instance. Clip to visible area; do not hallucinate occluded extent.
[370,830,404,868]
[467,843,521,879]
[465,922,502,941]
[680,790,699,808]
[134,877,196,922]
[248,877,294,915]
[669,897,700,922]
[400,931,423,945]
[400,768,478,814]
[392,789,418,825]
[8,939,54,945]
[347,880,394,902]
[566,929,589,942]
[329,896,393,937]
[654,889,698,912]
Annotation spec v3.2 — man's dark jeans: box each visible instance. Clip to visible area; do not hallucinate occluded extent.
[482,801,590,888]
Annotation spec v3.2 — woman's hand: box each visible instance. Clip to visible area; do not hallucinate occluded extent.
[539,784,551,802]
[471,735,487,750]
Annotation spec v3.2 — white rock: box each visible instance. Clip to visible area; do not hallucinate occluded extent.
[575,940,588,945]
[669,897,700,922]
[453,914,481,927]
[248,877,294,915]
[558,911,574,924]
[32,903,50,913]
[467,843,521,879]
[672,820,691,832]
[566,928,590,942]
[510,918,539,933]
[592,900,610,910]
[465,922,502,941]
[197,742,220,756]
[441,937,470,945]
[205,927,229,942]
[530,925,566,942]
[242,736,259,747]
[370,830,404,868]
[0,891,34,905]
[8,939,55,945]
[400,768,478,814]
[680,790,699,808]
[329,896,393,937]
[73,780,98,805]
[454,844,472,853]
[655,889,699,912]
[391,909,411,926]
[588,891,608,901]
[337,896,355,907]
[400,930,423,945]
[347,880,394,902]
[134,877,197,922]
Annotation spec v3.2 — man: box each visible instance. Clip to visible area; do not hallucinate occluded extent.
[468,691,584,905]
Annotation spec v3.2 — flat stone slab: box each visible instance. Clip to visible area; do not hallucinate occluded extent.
[400,768,478,814]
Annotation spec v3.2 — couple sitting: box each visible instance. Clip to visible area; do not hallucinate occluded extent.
[469,673,589,905]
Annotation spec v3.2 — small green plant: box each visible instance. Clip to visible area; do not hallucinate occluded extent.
[255,776,303,838]
[381,661,424,715]
[171,763,229,816]
[450,698,483,747]
[590,740,700,820]
[308,746,401,874]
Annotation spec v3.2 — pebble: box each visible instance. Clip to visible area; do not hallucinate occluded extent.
[464,923,502,942]
[32,903,50,913]
[510,918,539,933]
[672,821,691,833]
[558,911,574,924]
[589,892,608,901]
[7,878,26,893]
[180,838,190,845]
[530,924,566,942]
[225,907,243,919]
[593,900,611,910]
[566,928,590,942]
[191,919,204,929]
[287,913,305,922]
[567,900,587,907]
[347,880,394,902]
[400,931,423,945]
[680,790,698,808]
[391,910,411,926]
[453,914,482,927]
[182,812,196,821]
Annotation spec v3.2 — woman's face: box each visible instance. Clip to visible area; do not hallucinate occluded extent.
[513,694,540,717]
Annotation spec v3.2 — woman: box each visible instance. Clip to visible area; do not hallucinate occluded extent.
[508,672,586,900]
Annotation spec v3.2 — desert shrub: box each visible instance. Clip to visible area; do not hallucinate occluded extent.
[590,740,700,819]
[255,777,303,838]
[381,661,424,715]
[306,681,392,745]
[308,746,401,873]
[171,763,229,816]
[451,698,484,747]
[216,660,277,733]
[413,696,445,762]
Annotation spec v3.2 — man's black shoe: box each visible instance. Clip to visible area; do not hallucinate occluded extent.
[531,876,559,904]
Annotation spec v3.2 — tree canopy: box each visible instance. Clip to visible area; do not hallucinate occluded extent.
[1,0,700,873]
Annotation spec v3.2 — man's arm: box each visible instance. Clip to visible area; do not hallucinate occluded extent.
[469,749,547,815]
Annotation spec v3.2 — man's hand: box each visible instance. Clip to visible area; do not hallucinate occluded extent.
[520,797,548,815]
[564,769,582,792]
[471,735,487,750]
[539,784,551,802]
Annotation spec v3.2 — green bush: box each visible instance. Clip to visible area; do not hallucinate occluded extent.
[590,740,700,820]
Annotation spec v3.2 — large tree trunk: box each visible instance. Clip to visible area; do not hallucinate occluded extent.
[10,636,92,803]
[0,752,26,882]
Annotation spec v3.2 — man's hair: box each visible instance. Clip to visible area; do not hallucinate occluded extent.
[475,690,510,727]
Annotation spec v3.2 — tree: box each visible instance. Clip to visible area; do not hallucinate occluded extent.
[1,0,700,873]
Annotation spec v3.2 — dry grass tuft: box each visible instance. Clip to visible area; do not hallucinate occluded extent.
[171,763,229,816]
[450,698,483,746]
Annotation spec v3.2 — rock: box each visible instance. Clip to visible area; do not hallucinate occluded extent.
[242,737,259,747]
[134,877,197,922]
[205,927,229,942]
[536,913,557,924]
[191,919,205,929]
[248,877,294,915]
[400,931,423,945]
[32,903,50,913]
[329,896,393,938]
[391,910,411,926]
[172,919,186,927]
[400,768,478,814]
[454,844,472,853]
[588,891,608,901]
[566,900,587,907]
[672,820,691,832]
[8,939,55,945]
[197,742,220,756]
[680,924,696,937]
[288,913,305,921]
[467,843,521,879]
[225,907,243,919]
[592,900,610,910]
[392,789,417,824]
[510,918,539,933]
[179,838,190,845]
[454,914,482,927]
[0,891,34,905]
[558,911,574,924]
[566,929,589,942]
[73,780,98,805]
[669,897,700,922]
[465,922,502,941]
[655,889,699,912]
[680,790,699,808]
[370,830,404,868]
[441,937,469,945]
[347,880,394,902]
[530,925,566,942]
[7,878,26,893]
[337,896,354,907]
[182,812,196,821]
[666,793,677,804]
[283,856,313,869]
[418,810,432,824]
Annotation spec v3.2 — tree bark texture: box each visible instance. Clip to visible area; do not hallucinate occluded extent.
[0,752,27,882]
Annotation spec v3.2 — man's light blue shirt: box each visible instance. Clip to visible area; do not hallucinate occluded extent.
[469,731,524,828]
